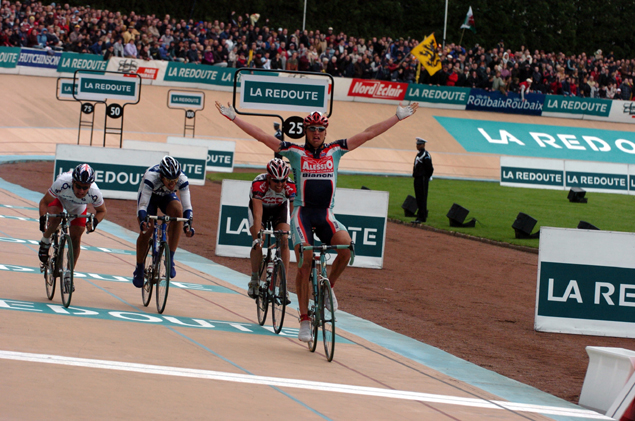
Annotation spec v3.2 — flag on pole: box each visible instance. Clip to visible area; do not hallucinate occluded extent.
[460,6,476,33]
[410,34,441,76]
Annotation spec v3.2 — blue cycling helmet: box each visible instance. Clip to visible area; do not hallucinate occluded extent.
[72,164,95,184]
[159,156,181,179]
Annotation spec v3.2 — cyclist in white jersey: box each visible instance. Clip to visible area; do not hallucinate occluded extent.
[216,100,418,342]
[38,164,107,289]
[132,156,195,287]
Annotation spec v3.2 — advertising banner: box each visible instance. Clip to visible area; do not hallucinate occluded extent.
[17,47,62,69]
[466,89,544,116]
[404,84,469,108]
[542,96,612,118]
[167,90,205,110]
[536,227,635,338]
[57,52,108,73]
[347,79,407,102]
[54,145,165,199]
[500,157,564,189]
[240,74,330,113]
[167,137,235,173]
[215,180,389,268]
[57,77,77,100]
[0,47,20,69]
[121,140,207,186]
[609,101,635,124]
[75,72,140,102]
[435,116,635,164]
[564,160,628,193]
[163,62,237,87]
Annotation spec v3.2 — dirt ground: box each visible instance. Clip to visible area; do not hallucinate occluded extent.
[4,161,634,405]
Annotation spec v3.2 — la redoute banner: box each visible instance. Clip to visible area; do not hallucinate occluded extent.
[215,179,389,269]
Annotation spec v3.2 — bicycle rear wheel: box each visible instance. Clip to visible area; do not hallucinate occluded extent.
[271,259,287,334]
[141,239,153,307]
[59,234,74,308]
[44,234,57,300]
[321,279,336,362]
[155,243,170,314]
[256,256,269,326]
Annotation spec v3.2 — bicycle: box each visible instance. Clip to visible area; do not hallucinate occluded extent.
[41,212,94,308]
[141,215,190,314]
[298,241,355,362]
[255,223,290,334]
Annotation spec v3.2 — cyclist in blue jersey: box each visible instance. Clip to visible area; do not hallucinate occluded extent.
[216,100,418,342]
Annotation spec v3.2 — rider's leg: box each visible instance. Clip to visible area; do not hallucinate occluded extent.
[39,203,63,263]
[248,222,262,298]
[165,199,183,255]
[275,222,291,277]
[326,230,351,288]
[69,225,85,267]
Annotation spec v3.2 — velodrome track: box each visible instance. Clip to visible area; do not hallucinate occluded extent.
[0,75,617,419]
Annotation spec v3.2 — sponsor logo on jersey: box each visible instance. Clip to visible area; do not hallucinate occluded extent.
[301,156,334,175]
[348,79,407,100]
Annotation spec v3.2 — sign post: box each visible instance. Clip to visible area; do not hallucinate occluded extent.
[166,90,205,138]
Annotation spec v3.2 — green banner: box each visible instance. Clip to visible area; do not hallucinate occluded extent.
[207,150,233,168]
[565,171,627,191]
[164,62,237,86]
[538,262,635,323]
[178,157,206,182]
[218,206,384,258]
[55,159,146,193]
[242,79,325,108]
[0,47,20,68]
[170,93,202,107]
[79,77,137,98]
[405,84,469,105]
[543,96,611,117]
[57,52,108,73]
[501,166,564,186]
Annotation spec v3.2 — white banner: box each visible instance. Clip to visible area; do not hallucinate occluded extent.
[121,140,207,186]
[500,156,565,190]
[215,180,388,268]
[167,137,235,173]
[54,144,165,200]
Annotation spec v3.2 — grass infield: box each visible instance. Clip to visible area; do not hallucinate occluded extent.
[208,172,635,248]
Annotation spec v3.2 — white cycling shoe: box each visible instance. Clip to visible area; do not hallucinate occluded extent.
[325,289,338,312]
[298,320,312,342]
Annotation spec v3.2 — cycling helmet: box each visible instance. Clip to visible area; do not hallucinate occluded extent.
[72,163,95,184]
[304,111,329,128]
[266,158,290,180]
[159,155,181,179]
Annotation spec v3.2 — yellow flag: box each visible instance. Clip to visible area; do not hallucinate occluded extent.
[411,34,441,76]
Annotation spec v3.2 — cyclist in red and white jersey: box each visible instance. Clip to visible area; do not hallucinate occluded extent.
[38,164,107,288]
[216,100,418,342]
[247,158,296,298]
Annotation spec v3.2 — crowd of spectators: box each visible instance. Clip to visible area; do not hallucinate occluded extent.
[1,1,633,101]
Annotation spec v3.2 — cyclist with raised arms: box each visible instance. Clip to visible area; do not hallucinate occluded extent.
[132,156,194,288]
[216,100,419,342]
[38,164,107,289]
[248,157,296,298]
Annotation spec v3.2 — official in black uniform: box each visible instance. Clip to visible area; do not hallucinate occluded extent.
[274,122,283,159]
[413,137,433,223]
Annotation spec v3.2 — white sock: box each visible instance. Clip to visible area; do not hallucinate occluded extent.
[40,236,51,244]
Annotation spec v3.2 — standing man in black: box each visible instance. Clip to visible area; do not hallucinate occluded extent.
[413,137,433,223]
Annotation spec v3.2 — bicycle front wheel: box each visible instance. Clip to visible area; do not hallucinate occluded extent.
[59,234,74,308]
[321,279,335,362]
[271,259,287,334]
[155,243,170,314]
[44,235,57,300]
[256,256,269,326]
[141,239,153,307]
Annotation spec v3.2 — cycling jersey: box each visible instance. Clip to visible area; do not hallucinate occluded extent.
[49,170,104,210]
[137,164,192,219]
[249,173,296,207]
[279,139,349,209]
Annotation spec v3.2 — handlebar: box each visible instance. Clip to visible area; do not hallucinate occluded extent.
[298,242,355,268]
[45,212,95,233]
[148,215,190,223]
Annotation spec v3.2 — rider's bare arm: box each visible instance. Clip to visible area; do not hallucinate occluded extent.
[216,101,282,152]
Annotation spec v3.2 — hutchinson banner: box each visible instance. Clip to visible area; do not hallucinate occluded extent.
[54,145,165,200]
[216,180,389,268]
[536,227,635,338]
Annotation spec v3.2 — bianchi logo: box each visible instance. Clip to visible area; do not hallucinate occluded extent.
[348,79,406,100]
[118,59,138,74]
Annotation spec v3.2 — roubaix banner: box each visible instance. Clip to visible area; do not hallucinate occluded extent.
[466,89,544,116]
[54,144,165,199]
[239,74,330,113]
[436,116,635,165]
[167,137,235,173]
[215,179,389,269]
[121,140,207,186]
[536,227,635,339]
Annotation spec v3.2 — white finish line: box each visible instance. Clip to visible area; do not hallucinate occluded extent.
[0,350,608,419]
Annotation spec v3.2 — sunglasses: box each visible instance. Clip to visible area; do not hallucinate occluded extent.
[73,182,90,191]
[307,126,326,133]
[270,178,287,184]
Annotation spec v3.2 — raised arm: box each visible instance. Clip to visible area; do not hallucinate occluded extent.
[215,101,282,152]
[346,103,418,151]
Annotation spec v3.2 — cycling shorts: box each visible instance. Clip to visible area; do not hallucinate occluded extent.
[248,200,290,229]
[146,192,180,216]
[290,206,347,247]
[48,198,88,227]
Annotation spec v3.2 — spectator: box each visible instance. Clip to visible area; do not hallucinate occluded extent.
[520,77,532,100]
[123,38,137,58]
